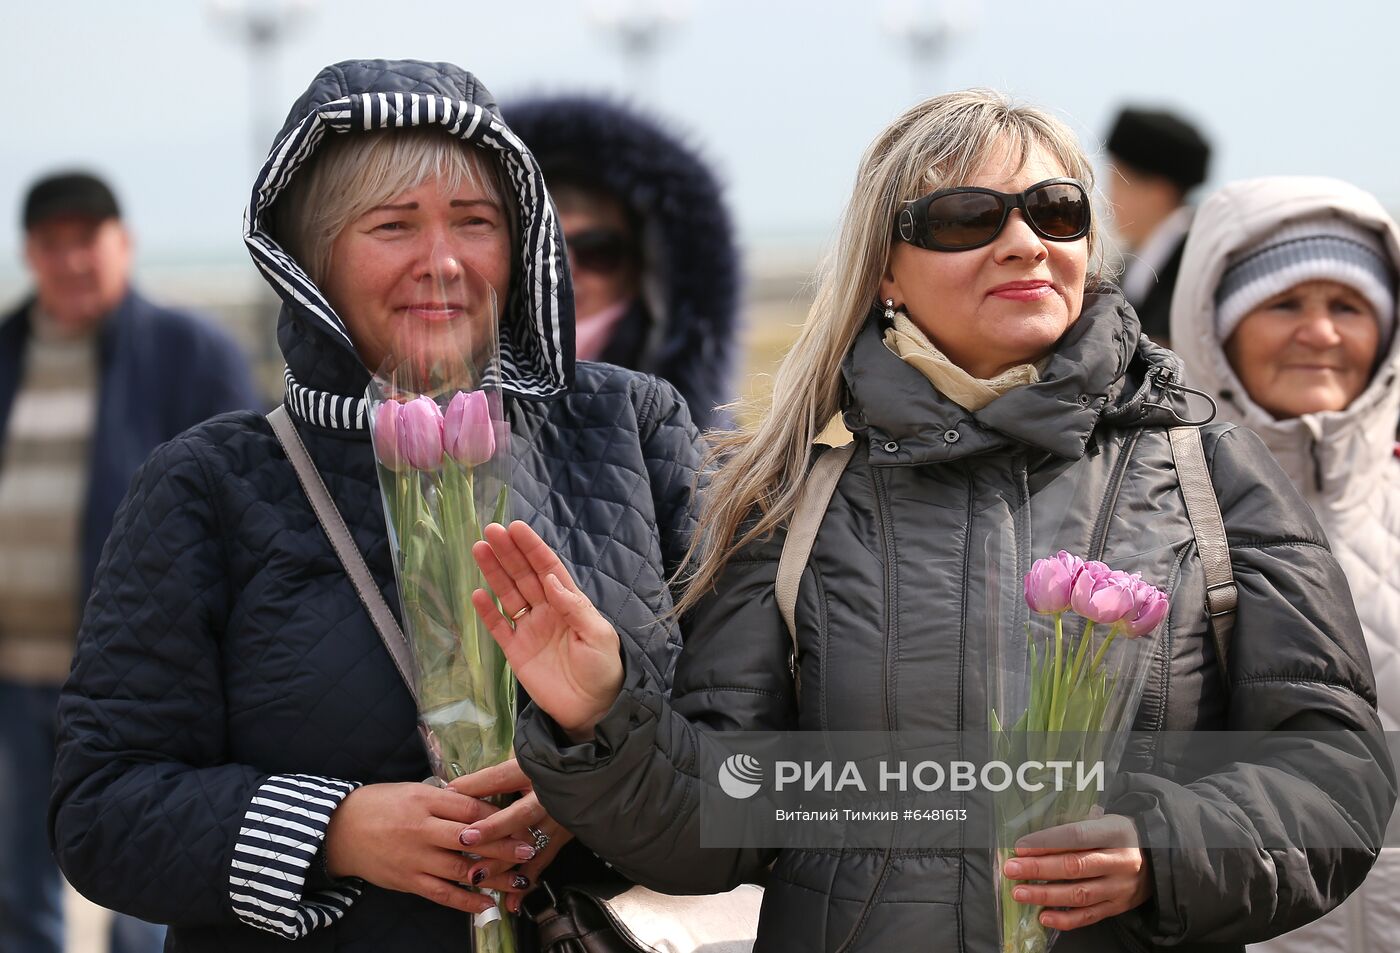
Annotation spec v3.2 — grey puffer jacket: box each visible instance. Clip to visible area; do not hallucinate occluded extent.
[517,295,1393,953]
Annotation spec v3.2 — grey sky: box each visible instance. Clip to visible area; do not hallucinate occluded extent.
[1,0,1394,282]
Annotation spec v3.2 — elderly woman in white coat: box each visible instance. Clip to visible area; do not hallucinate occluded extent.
[1171,175,1400,953]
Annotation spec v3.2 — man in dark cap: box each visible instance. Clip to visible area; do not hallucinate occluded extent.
[0,171,260,953]
[1105,107,1212,347]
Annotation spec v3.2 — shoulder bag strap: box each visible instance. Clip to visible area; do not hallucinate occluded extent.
[1167,425,1237,685]
[776,442,855,699]
[266,405,422,708]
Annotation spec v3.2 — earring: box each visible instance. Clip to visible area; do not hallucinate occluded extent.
[884,298,898,321]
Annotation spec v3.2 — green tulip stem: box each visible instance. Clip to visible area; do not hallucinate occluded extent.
[1049,612,1065,731]
[1066,620,1097,691]
[1089,624,1122,675]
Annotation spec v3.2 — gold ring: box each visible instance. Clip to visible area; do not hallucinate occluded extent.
[510,606,530,622]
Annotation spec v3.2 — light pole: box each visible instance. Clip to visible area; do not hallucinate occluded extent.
[208,0,318,173]
[586,0,691,99]
[882,0,974,99]
[207,0,318,394]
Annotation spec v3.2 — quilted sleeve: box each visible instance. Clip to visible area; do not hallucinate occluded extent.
[635,376,703,580]
[49,434,359,933]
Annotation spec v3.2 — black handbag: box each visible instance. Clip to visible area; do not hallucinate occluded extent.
[526,880,637,953]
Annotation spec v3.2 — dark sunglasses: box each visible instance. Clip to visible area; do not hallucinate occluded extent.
[895,177,1091,251]
[565,227,634,275]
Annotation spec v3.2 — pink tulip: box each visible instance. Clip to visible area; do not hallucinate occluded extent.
[372,400,406,471]
[1070,561,1136,625]
[399,396,444,470]
[1122,579,1169,637]
[1023,551,1083,614]
[444,390,497,466]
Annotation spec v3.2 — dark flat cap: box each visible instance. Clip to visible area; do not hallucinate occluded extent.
[1106,108,1211,191]
[22,171,121,230]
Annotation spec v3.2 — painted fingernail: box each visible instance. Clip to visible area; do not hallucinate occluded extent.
[1005,861,1023,877]
[470,868,486,885]
[512,874,530,890]
[515,845,538,862]
[459,828,481,847]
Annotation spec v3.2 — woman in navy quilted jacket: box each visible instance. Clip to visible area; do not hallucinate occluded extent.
[48,59,703,952]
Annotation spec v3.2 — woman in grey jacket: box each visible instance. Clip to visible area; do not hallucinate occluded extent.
[473,93,1392,952]
[1169,176,1400,953]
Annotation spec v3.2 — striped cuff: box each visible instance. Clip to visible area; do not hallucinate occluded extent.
[230,774,363,938]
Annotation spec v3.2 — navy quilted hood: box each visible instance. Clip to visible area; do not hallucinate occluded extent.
[244,59,575,428]
[504,96,740,428]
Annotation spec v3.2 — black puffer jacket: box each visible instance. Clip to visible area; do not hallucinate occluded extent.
[505,96,741,429]
[517,296,1394,952]
[49,60,701,953]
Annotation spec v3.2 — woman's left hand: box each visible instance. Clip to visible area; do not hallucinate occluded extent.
[1002,814,1152,931]
[448,758,574,913]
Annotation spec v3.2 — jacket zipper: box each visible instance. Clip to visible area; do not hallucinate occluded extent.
[873,467,899,734]
[1088,431,1141,562]
[1014,457,1032,604]
[956,471,975,734]
[1090,363,1176,561]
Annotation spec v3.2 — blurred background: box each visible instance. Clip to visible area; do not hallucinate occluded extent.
[6,0,1399,417]
[2,1,1394,947]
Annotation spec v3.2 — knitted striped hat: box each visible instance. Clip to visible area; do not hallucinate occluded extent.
[1215,216,1395,344]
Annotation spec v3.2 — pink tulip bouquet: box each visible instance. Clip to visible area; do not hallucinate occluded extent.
[364,264,516,952]
[990,552,1169,953]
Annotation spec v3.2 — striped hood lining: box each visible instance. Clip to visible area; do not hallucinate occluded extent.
[244,70,573,430]
[283,367,365,431]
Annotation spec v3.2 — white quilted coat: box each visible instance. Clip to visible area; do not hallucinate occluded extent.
[1171,176,1400,953]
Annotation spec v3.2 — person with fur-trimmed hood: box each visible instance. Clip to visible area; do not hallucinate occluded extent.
[505,96,741,429]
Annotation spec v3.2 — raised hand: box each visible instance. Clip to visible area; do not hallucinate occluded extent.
[471,521,623,740]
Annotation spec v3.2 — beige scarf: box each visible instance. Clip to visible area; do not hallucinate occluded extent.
[883,312,1044,411]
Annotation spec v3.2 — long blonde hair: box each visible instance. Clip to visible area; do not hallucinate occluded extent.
[674,89,1103,615]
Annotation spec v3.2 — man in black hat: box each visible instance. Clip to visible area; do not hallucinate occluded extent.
[1105,107,1212,348]
[0,171,260,953]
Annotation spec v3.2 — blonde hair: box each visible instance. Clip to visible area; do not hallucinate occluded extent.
[675,89,1103,615]
[272,127,513,286]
